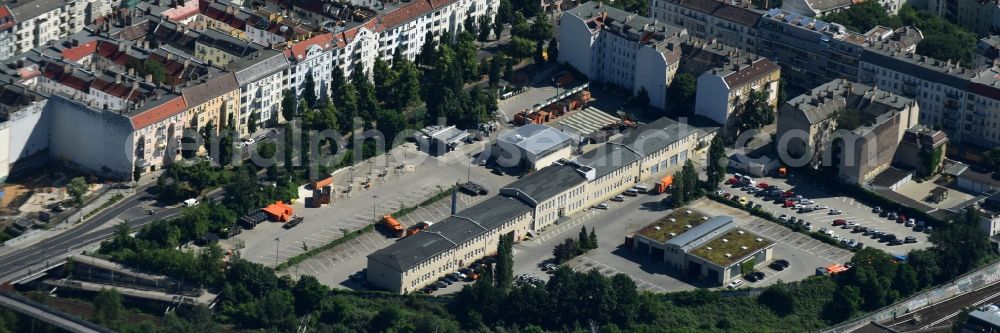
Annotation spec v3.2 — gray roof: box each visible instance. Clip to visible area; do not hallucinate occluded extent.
[182,73,238,107]
[667,216,735,252]
[805,0,853,11]
[196,29,261,58]
[970,304,1000,328]
[567,1,686,47]
[575,142,642,178]
[232,49,288,85]
[500,162,589,206]
[8,0,64,21]
[367,196,532,271]
[497,124,573,156]
[619,117,696,156]
[869,167,911,187]
[859,46,972,90]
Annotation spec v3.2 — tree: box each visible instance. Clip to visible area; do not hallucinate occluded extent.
[530,14,554,42]
[488,55,504,87]
[478,16,493,42]
[735,90,775,137]
[418,31,438,66]
[247,112,258,134]
[255,289,297,331]
[826,285,862,322]
[391,57,421,109]
[493,21,505,43]
[820,0,900,32]
[511,12,529,38]
[293,275,329,315]
[351,63,378,123]
[759,282,795,316]
[302,70,318,108]
[508,36,535,60]
[498,0,513,24]
[93,288,124,329]
[495,233,514,289]
[546,37,559,63]
[534,40,546,65]
[67,176,88,205]
[667,72,697,108]
[670,171,686,206]
[682,160,700,198]
[553,238,578,263]
[706,135,727,190]
[578,226,590,251]
[280,89,297,121]
[893,263,919,296]
[984,147,1000,173]
[372,59,397,109]
[588,228,598,249]
[464,16,479,38]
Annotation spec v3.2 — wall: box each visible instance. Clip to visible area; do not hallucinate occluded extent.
[47,95,134,178]
[558,13,594,81]
[532,145,572,171]
[533,182,589,230]
[634,46,672,110]
[695,73,731,126]
[0,101,50,181]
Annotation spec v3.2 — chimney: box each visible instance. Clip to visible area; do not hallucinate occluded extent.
[128,67,135,76]
[145,74,153,83]
[115,73,122,83]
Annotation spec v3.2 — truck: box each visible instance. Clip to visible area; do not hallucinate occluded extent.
[310,176,334,189]
[382,215,405,237]
[654,175,673,194]
[405,221,433,237]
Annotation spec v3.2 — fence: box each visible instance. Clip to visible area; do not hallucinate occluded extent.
[822,260,1000,332]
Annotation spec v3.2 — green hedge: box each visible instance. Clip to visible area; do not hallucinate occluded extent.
[707,194,854,251]
[277,224,375,270]
[276,186,455,271]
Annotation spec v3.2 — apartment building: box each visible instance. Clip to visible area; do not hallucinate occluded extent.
[650,0,761,52]
[181,72,240,139]
[0,86,48,182]
[924,0,1000,35]
[191,0,251,40]
[280,33,336,110]
[695,56,780,138]
[0,0,120,61]
[245,11,313,47]
[232,49,287,134]
[782,0,905,17]
[195,28,262,68]
[973,35,1000,69]
[560,1,687,110]
[857,42,1000,148]
[776,79,921,184]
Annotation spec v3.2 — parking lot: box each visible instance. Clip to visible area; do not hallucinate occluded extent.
[719,172,932,256]
[282,189,490,289]
[231,141,516,268]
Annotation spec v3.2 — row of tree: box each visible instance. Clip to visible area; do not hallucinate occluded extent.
[553,226,598,263]
[668,160,703,207]
[821,4,975,64]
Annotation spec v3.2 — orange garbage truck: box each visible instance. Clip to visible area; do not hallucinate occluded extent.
[655,175,673,194]
[262,201,294,222]
[382,215,405,237]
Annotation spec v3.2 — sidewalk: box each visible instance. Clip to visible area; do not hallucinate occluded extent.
[0,185,136,255]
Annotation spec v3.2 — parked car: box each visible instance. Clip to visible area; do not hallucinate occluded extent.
[872,206,882,214]
[905,219,915,227]
[745,271,766,282]
[611,195,625,202]
[595,203,609,209]
[779,215,788,222]
[852,226,865,233]
[804,222,813,231]
[727,279,743,289]
[769,259,790,271]
[624,188,639,196]
[829,209,842,215]
[925,226,934,234]
[905,236,918,243]
[832,219,847,226]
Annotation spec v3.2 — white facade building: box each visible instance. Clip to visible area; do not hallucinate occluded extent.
[282,33,336,109]
[560,2,687,110]
[0,0,119,61]
[233,49,288,133]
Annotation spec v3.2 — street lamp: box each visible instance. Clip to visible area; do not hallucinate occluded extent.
[373,195,379,223]
[274,237,280,268]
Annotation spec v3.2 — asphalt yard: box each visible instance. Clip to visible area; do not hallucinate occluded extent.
[282,189,489,289]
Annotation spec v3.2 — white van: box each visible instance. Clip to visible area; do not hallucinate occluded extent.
[184,198,200,207]
[634,184,650,193]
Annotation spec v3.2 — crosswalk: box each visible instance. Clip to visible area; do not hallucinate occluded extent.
[552,107,620,135]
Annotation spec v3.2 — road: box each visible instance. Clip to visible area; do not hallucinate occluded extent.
[0,184,225,283]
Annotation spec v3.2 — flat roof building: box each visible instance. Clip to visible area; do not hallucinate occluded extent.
[631,214,773,285]
[494,124,574,171]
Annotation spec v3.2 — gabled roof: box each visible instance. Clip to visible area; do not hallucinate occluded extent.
[286,33,335,61]
[130,95,187,130]
[378,0,451,30]
[368,196,532,271]
[182,73,238,107]
[232,49,288,84]
[197,29,261,58]
[61,41,98,62]
[500,162,590,206]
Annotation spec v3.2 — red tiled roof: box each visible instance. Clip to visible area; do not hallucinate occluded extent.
[91,78,142,102]
[163,0,200,22]
[61,41,98,62]
[199,0,247,29]
[40,62,91,91]
[288,33,333,60]
[130,95,187,130]
[378,0,449,30]
[0,6,15,31]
